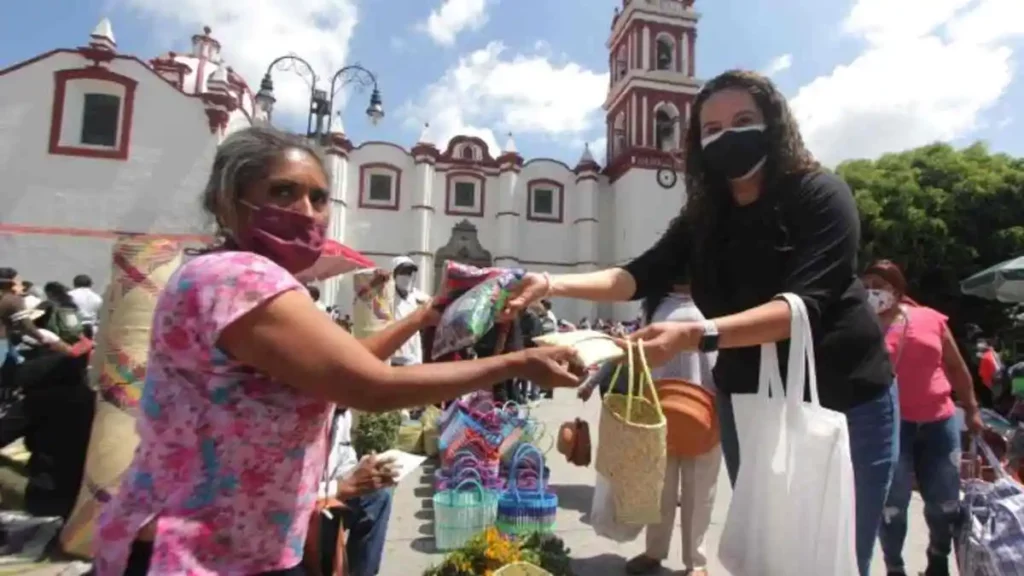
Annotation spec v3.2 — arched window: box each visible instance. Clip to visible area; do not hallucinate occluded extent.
[655,36,675,71]
[655,109,676,151]
[461,146,475,160]
[615,45,628,80]
[613,112,626,157]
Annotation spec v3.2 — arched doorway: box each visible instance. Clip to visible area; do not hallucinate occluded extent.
[433,219,493,292]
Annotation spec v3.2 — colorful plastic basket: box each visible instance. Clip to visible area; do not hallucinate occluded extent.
[433,478,500,551]
[495,444,558,537]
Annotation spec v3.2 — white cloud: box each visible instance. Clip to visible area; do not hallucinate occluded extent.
[418,0,490,47]
[117,0,359,122]
[791,0,1023,165]
[403,42,609,156]
[762,54,793,77]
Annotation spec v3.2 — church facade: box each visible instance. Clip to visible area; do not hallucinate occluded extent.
[0,0,700,321]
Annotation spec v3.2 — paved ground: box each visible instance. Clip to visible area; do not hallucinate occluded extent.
[381,387,955,576]
[4,387,950,576]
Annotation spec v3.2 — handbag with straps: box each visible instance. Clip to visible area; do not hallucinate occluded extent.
[890,307,910,374]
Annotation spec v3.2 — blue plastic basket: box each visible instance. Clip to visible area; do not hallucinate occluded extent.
[495,443,558,537]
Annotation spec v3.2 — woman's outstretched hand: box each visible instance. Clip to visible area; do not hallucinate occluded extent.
[516,346,585,389]
[622,321,702,367]
[503,272,549,318]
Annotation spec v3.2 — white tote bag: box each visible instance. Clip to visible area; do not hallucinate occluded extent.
[718,293,858,576]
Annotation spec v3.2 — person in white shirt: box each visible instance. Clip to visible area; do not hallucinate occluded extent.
[389,256,427,367]
[317,407,396,576]
[68,275,102,336]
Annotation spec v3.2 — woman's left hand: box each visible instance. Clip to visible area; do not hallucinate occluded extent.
[623,321,702,367]
[963,406,986,436]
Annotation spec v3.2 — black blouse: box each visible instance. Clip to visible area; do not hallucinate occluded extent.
[623,170,892,411]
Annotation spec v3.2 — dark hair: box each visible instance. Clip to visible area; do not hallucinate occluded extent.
[44,281,77,308]
[0,267,16,291]
[72,274,92,288]
[21,280,33,291]
[667,70,821,293]
[307,285,321,301]
[863,259,918,305]
[199,126,327,245]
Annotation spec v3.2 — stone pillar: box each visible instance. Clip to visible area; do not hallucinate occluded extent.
[322,131,353,310]
[573,144,601,323]
[494,142,524,269]
[410,142,440,292]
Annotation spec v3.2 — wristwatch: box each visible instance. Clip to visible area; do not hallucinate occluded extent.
[698,320,720,353]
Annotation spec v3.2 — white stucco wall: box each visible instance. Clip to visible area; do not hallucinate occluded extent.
[0,51,226,292]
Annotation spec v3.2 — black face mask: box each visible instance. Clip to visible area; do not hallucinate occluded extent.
[701,125,768,180]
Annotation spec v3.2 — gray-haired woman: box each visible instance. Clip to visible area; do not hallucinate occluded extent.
[92,126,582,576]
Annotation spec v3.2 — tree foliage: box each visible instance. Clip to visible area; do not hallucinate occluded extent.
[837,142,1024,334]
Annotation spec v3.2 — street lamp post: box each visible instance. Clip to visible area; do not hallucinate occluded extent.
[254,55,384,139]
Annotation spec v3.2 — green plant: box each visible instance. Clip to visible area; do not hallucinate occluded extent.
[520,533,573,576]
[423,529,574,576]
[352,411,401,457]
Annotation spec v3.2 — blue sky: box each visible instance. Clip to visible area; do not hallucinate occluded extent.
[3,0,1022,166]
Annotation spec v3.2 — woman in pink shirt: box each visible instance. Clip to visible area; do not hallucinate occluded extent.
[862,260,982,576]
[92,126,582,576]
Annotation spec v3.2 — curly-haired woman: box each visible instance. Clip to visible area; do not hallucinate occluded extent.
[506,70,897,575]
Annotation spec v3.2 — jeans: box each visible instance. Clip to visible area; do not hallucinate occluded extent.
[321,488,392,576]
[878,415,962,572]
[717,384,899,576]
[846,384,900,576]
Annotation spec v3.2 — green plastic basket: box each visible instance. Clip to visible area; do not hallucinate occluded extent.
[433,477,499,551]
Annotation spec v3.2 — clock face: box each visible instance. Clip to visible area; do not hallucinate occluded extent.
[656,167,678,189]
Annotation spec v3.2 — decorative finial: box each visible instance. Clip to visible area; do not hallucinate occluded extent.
[204,26,212,35]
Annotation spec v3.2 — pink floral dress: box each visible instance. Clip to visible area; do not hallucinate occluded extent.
[94,251,333,575]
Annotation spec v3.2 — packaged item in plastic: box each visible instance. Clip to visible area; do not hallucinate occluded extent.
[432,270,525,359]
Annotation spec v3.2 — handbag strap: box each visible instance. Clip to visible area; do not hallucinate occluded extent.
[890,309,910,374]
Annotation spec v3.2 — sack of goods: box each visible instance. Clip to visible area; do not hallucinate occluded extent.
[593,342,667,527]
[352,269,395,339]
[60,238,183,558]
[717,293,858,576]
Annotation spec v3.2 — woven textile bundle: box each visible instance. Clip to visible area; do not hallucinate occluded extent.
[352,269,395,339]
[59,238,183,558]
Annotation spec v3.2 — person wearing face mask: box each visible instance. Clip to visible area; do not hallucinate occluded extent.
[90,127,585,576]
[504,70,897,575]
[389,256,428,368]
[862,260,982,576]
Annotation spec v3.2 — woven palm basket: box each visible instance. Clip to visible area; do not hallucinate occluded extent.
[352,269,394,339]
[593,347,667,525]
[494,562,553,576]
[59,238,183,558]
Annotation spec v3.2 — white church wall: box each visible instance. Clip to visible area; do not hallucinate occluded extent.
[515,159,576,266]
[346,142,418,255]
[0,50,223,292]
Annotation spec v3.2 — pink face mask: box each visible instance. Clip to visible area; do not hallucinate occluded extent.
[235,202,326,273]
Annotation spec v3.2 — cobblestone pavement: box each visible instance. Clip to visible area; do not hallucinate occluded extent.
[380,387,956,576]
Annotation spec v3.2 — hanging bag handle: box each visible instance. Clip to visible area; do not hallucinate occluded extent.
[890,308,910,374]
[607,338,665,423]
[773,293,821,409]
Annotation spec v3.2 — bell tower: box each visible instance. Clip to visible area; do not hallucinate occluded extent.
[602,0,700,322]
[603,0,700,177]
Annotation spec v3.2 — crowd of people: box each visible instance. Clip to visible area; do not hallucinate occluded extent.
[0,67,1020,576]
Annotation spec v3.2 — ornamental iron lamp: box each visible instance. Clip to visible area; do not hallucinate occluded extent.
[255,55,383,139]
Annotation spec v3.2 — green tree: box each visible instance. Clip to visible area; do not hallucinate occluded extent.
[837,142,1024,335]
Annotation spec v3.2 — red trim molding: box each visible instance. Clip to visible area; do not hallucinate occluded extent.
[444,171,486,217]
[48,67,137,161]
[0,223,210,242]
[526,178,565,224]
[358,162,402,211]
